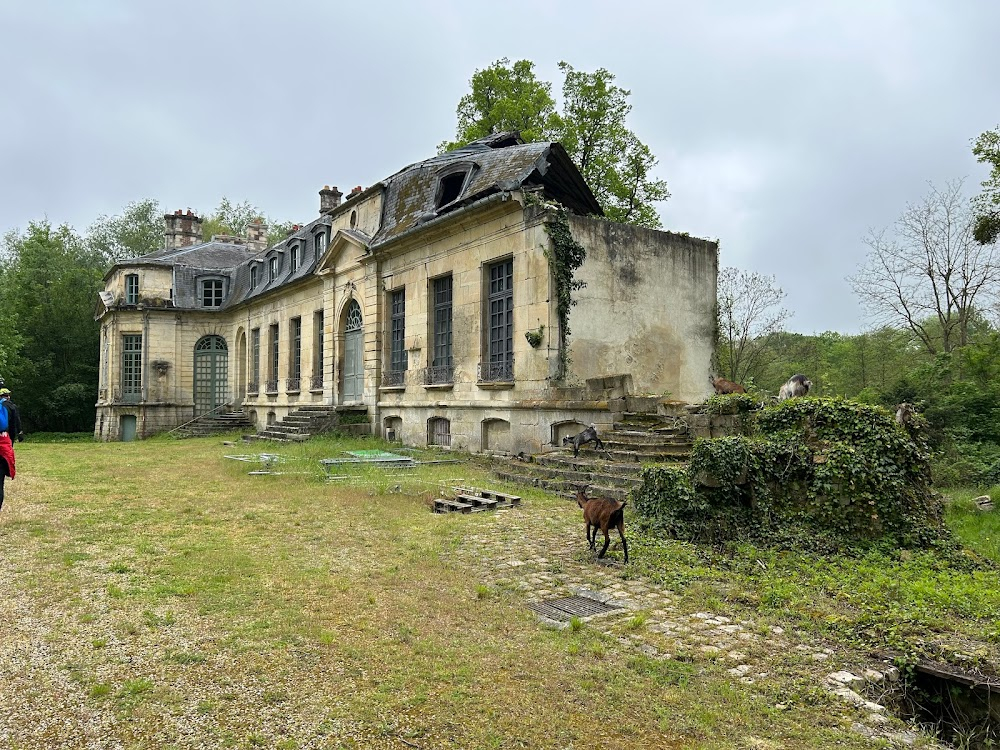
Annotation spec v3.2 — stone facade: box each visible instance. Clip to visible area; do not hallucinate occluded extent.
[95,135,718,450]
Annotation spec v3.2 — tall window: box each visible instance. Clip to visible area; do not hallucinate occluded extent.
[431,276,453,383]
[124,274,139,305]
[289,316,302,390]
[250,265,258,288]
[267,323,279,392]
[484,258,514,381]
[290,245,299,272]
[121,334,142,401]
[314,231,327,257]
[250,327,260,393]
[387,289,407,385]
[202,279,224,307]
[312,310,324,390]
[269,256,279,283]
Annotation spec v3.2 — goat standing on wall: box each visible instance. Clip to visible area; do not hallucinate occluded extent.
[576,486,628,564]
[778,374,812,400]
[711,375,746,394]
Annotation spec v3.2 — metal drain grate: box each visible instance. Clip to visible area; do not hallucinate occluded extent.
[527,595,621,622]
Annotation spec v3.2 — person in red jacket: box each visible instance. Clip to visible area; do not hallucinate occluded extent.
[0,389,15,511]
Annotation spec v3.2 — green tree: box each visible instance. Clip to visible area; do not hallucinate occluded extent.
[202,197,292,249]
[0,221,104,432]
[972,125,1000,245]
[87,199,164,264]
[556,62,670,227]
[442,58,559,150]
[443,59,669,228]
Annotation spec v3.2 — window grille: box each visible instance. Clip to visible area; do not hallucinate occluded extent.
[121,334,142,402]
[202,279,224,307]
[291,317,302,380]
[125,274,139,305]
[390,289,407,375]
[482,259,513,382]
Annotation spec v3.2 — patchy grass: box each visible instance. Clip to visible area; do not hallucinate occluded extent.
[628,487,1000,667]
[0,435,926,748]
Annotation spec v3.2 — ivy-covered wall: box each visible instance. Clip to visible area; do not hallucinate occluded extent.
[634,398,950,550]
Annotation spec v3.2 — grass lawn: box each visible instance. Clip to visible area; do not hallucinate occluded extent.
[3,434,994,748]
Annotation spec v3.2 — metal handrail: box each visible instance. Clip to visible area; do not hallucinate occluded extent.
[166,400,237,436]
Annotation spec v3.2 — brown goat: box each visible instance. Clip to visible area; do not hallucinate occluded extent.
[711,375,746,394]
[576,486,628,564]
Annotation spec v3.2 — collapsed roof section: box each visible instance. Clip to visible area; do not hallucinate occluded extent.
[371,133,603,249]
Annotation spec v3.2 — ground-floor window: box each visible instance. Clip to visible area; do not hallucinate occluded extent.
[428,417,451,447]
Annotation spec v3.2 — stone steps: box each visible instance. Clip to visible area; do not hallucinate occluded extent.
[494,409,693,500]
[244,406,369,443]
[173,410,253,438]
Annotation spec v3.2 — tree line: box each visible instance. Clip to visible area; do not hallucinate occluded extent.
[718,126,1000,485]
[0,199,289,433]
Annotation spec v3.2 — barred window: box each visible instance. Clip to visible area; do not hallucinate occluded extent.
[433,275,453,368]
[390,289,407,373]
[251,327,260,387]
[121,334,142,399]
[125,274,139,305]
[290,317,302,379]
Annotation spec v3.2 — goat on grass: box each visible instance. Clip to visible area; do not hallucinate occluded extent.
[575,486,628,564]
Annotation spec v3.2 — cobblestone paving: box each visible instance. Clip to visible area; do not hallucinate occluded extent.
[445,505,940,749]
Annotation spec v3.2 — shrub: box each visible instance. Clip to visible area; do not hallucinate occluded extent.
[634,398,950,550]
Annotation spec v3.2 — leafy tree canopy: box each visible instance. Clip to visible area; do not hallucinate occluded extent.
[443,58,669,228]
[972,126,1000,246]
[87,198,164,265]
[0,221,104,431]
[201,197,294,248]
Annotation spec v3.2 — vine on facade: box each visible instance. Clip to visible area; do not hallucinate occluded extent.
[543,208,587,378]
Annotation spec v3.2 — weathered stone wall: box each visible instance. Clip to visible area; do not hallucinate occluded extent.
[565,216,718,403]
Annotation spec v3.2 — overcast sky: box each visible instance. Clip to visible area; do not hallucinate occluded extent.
[2,1,997,333]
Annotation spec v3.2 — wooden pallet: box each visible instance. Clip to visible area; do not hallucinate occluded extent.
[434,486,524,514]
[433,498,474,514]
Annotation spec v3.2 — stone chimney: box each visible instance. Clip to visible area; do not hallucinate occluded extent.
[246,218,268,253]
[163,209,203,249]
[319,185,343,215]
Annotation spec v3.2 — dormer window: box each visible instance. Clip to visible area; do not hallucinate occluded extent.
[124,273,139,305]
[201,278,224,307]
[269,256,280,283]
[290,244,299,272]
[250,264,258,288]
[314,231,327,257]
[435,164,474,209]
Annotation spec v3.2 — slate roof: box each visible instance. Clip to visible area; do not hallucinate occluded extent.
[105,134,601,312]
[370,134,601,249]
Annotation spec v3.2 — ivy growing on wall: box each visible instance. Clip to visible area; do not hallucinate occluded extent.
[634,398,953,551]
[543,207,587,378]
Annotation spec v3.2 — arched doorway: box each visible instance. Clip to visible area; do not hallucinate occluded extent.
[194,335,228,416]
[342,300,364,402]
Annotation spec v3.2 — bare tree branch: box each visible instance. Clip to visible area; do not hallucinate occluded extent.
[848,180,1000,354]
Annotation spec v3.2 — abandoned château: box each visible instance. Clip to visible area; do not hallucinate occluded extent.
[94,133,718,453]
